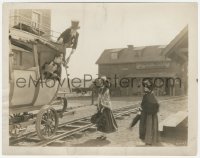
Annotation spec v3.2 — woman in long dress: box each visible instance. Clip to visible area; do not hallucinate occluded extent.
[96,76,118,140]
[139,79,159,145]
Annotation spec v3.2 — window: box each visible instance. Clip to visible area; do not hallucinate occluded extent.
[121,67,128,71]
[12,50,34,69]
[111,52,118,60]
[32,12,41,29]
[135,51,139,57]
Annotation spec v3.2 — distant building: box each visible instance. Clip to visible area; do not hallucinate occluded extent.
[9,9,52,39]
[96,27,188,96]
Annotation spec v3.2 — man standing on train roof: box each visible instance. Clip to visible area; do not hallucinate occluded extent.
[57,20,80,65]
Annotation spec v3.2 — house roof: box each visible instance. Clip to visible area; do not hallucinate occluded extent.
[162,25,188,57]
[96,45,170,65]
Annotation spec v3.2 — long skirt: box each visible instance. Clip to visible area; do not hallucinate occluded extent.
[139,112,159,144]
[97,107,118,133]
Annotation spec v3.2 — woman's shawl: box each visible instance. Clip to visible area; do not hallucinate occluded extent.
[141,92,159,114]
[98,88,112,109]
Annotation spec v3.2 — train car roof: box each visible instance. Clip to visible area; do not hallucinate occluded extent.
[9,28,65,55]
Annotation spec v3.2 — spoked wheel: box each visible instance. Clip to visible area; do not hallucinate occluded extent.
[36,106,59,140]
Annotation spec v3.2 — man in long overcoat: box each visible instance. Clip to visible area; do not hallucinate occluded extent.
[57,20,80,64]
[139,79,159,145]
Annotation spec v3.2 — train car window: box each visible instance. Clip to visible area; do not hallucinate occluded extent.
[12,50,34,70]
[22,51,34,68]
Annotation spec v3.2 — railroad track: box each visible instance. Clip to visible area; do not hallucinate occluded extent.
[9,96,187,146]
[10,104,139,146]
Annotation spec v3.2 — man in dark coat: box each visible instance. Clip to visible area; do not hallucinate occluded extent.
[57,20,79,51]
[57,20,80,65]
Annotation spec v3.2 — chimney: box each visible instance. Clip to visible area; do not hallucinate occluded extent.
[127,45,134,50]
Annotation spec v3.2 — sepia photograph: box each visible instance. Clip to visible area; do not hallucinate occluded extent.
[2,2,198,155]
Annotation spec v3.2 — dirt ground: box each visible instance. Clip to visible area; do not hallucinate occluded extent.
[49,96,188,147]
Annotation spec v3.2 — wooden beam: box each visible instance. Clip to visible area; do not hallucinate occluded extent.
[33,44,39,67]
[19,52,22,65]
[32,43,40,79]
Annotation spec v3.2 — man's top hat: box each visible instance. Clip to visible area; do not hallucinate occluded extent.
[71,20,80,29]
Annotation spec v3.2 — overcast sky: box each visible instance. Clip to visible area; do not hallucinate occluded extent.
[51,3,194,79]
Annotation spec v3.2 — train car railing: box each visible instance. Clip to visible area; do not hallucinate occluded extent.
[9,15,61,42]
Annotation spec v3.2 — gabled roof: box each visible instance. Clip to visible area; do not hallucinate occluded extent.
[162,25,188,57]
[96,45,170,65]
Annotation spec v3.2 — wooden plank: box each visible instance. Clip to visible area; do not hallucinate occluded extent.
[10,103,43,114]
[75,120,91,124]
[33,44,39,67]
[65,124,83,128]
[159,111,187,131]
[164,111,187,127]
[24,137,41,142]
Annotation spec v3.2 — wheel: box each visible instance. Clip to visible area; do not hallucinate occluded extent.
[36,106,59,140]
